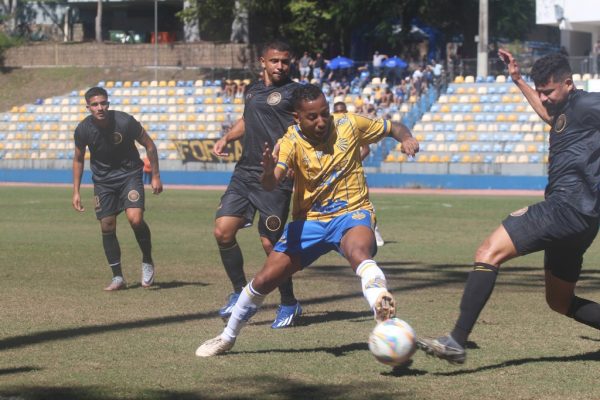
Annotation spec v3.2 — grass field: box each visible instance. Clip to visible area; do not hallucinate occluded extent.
[0,186,599,400]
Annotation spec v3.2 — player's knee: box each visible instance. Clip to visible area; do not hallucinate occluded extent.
[545,293,570,315]
[128,216,144,229]
[100,218,116,233]
[214,225,235,244]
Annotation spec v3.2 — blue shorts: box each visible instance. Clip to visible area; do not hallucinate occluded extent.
[273,209,375,268]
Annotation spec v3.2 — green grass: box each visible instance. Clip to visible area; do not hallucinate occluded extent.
[0,187,599,400]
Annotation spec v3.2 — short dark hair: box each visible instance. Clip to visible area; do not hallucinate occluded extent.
[292,84,324,110]
[261,39,292,56]
[333,101,347,112]
[84,87,108,103]
[530,53,572,86]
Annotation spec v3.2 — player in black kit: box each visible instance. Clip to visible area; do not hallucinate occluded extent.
[210,40,302,328]
[72,87,163,291]
[418,50,600,364]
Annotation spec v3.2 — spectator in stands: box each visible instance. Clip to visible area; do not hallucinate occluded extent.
[72,86,162,291]
[381,87,394,108]
[236,80,246,98]
[298,51,313,81]
[311,52,326,83]
[353,95,366,114]
[372,50,387,77]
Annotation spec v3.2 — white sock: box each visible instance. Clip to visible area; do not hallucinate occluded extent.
[355,259,387,309]
[222,281,266,342]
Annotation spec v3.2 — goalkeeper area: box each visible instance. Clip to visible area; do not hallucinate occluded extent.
[0,186,598,400]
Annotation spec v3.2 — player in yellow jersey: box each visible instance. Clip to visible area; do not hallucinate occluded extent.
[196,84,418,357]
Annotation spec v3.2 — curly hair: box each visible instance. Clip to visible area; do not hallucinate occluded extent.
[530,53,572,86]
[291,83,323,110]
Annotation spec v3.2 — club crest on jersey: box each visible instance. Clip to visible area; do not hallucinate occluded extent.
[267,92,282,105]
[352,211,366,220]
[336,116,348,126]
[112,131,123,144]
[554,114,567,133]
[127,190,140,202]
[510,206,528,217]
[336,138,349,152]
[265,215,282,232]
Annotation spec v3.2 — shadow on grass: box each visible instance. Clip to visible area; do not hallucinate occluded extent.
[0,261,596,353]
[236,340,367,357]
[0,366,40,376]
[0,376,394,400]
[126,280,210,290]
[433,350,600,376]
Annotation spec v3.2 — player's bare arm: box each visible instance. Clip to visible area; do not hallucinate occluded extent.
[137,129,163,195]
[389,122,419,156]
[498,48,552,124]
[72,144,86,212]
[260,142,285,191]
[213,117,245,157]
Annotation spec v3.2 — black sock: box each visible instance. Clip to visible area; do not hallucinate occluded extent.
[278,277,297,306]
[133,220,153,264]
[218,240,246,293]
[451,262,499,346]
[102,231,122,277]
[567,296,600,330]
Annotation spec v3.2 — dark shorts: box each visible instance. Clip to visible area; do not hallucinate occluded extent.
[94,170,145,220]
[216,172,291,243]
[502,199,599,282]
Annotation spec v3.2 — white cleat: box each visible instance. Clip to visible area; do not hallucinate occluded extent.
[141,262,155,288]
[374,290,396,322]
[195,335,235,357]
[104,276,126,291]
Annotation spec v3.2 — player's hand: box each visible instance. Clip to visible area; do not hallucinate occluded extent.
[261,142,275,173]
[498,49,521,82]
[151,176,163,195]
[400,137,419,157]
[212,137,229,157]
[72,192,84,212]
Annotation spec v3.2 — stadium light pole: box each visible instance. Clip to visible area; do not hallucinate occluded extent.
[477,0,488,78]
[154,0,158,81]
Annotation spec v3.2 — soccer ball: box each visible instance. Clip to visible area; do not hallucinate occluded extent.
[368,318,416,366]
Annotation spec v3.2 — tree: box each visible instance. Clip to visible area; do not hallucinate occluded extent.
[0,0,19,33]
[95,0,102,42]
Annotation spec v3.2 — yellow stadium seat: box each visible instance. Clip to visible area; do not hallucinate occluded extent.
[105,81,114,88]
[456,87,466,94]
[454,76,465,84]
[159,81,167,87]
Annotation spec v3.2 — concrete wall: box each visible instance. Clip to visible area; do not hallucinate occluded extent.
[2,42,256,69]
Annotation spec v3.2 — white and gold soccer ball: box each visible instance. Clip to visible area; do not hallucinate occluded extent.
[368,318,417,366]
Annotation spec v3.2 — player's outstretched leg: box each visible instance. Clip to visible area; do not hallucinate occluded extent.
[196,281,266,357]
[355,259,396,322]
[416,335,466,364]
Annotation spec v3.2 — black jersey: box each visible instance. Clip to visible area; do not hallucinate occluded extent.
[74,110,144,183]
[546,89,600,217]
[237,79,301,180]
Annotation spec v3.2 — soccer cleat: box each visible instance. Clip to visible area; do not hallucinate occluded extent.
[141,262,155,288]
[195,335,235,357]
[374,225,384,247]
[104,276,126,291]
[416,335,466,364]
[373,291,396,322]
[271,302,302,329]
[218,292,240,319]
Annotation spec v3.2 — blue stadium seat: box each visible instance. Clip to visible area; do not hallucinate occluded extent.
[133,81,141,87]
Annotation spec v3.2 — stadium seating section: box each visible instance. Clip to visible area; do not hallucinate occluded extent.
[0,74,590,166]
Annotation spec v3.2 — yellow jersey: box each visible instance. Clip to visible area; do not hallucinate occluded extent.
[276,112,391,221]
